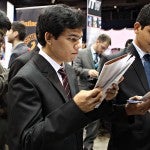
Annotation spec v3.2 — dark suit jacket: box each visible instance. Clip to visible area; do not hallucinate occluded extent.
[7,53,114,150]
[8,43,30,68]
[100,44,150,150]
[73,48,100,90]
[8,47,39,82]
[0,64,9,118]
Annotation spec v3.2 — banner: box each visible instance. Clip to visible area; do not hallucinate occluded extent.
[87,0,102,47]
[16,6,48,51]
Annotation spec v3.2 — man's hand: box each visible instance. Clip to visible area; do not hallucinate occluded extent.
[88,69,99,78]
[105,83,119,100]
[73,88,102,113]
[125,95,150,115]
[105,76,124,100]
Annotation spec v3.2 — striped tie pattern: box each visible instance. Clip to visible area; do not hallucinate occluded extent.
[58,68,72,99]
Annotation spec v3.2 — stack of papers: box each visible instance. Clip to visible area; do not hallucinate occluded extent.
[95,53,135,106]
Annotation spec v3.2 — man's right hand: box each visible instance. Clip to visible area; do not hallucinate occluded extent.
[88,69,99,78]
[125,95,150,115]
[73,88,102,113]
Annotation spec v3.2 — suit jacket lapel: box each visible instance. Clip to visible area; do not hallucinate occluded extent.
[130,45,149,91]
[87,48,95,68]
[32,54,69,102]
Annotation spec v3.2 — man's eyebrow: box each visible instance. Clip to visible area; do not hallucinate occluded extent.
[67,34,83,38]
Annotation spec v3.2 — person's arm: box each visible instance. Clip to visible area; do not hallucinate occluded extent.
[73,51,90,78]
[8,58,24,82]
[0,63,9,96]
[8,53,19,68]
[0,70,8,95]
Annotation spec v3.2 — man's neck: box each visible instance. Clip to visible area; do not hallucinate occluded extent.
[12,40,24,48]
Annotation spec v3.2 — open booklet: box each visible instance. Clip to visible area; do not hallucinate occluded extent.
[95,53,135,107]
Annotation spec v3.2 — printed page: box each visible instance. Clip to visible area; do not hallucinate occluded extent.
[95,53,135,107]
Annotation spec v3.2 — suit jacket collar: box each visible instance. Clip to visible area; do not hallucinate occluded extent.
[128,44,149,91]
[13,42,26,51]
[32,54,72,102]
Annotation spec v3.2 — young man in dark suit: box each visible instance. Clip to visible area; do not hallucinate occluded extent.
[7,21,30,67]
[99,3,150,150]
[7,4,119,150]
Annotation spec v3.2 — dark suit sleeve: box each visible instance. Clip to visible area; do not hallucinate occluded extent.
[0,70,8,96]
[0,64,8,97]
[0,66,9,118]
[8,53,19,68]
[7,76,91,150]
[8,59,24,82]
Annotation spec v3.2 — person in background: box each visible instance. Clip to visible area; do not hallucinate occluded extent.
[99,3,150,150]
[73,34,111,150]
[6,21,30,68]
[7,4,119,150]
[0,10,11,150]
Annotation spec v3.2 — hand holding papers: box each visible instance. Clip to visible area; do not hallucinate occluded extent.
[95,53,135,105]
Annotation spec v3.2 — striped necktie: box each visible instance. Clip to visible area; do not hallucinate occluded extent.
[58,67,72,99]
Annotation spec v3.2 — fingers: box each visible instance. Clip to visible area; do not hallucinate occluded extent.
[105,83,119,100]
[126,101,150,115]
[129,95,142,100]
[73,88,103,113]
[89,70,99,77]
[87,90,102,105]
[138,100,150,111]
[118,76,124,83]
[91,88,102,98]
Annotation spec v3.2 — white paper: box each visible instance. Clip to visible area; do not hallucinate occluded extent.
[95,53,135,107]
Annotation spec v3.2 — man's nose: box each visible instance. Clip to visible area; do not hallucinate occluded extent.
[74,42,82,50]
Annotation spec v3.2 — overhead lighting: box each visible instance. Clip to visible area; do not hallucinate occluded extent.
[114,5,117,9]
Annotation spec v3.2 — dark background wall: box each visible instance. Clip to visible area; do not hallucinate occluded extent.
[0,0,7,13]
[8,0,149,29]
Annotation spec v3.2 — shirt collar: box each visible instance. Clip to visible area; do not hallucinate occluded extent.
[91,46,97,54]
[132,41,149,59]
[39,49,63,73]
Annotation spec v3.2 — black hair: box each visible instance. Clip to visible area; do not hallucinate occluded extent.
[36,4,86,46]
[136,3,150,29]
[11,21,26,41]
[0,10,11,34]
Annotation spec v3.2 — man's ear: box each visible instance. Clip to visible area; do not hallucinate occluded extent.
[45,32,53,46]
[14,31,19,38]
[134,22,141,34]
